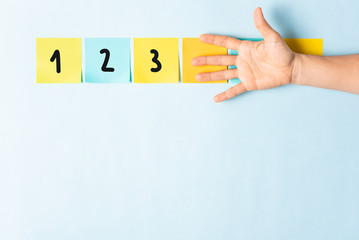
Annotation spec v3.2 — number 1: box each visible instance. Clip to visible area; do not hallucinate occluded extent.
[50,49,61,74]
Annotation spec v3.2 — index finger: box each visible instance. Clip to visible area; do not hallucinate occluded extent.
[200,34,242,50]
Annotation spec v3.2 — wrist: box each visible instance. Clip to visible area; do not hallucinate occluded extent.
[291,53,302,85]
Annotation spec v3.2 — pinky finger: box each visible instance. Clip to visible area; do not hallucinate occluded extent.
[214,83,247,102]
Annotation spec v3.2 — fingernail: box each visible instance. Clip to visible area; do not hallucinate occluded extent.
[191,59,197,66]
[196,74,201,80]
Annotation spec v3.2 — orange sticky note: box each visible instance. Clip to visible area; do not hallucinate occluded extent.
[182,38,227,83]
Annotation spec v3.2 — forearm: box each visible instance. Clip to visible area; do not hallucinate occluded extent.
[292,53,359,94]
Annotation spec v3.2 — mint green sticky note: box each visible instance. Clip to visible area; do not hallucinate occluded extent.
[228,38,263,84]
[85,38,130,83]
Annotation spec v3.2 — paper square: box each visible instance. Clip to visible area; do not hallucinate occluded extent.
[85,38,130,83]
[182,38,227,83]
[133,38,179,83]
[36,38,82,83]
[283,38,323,55]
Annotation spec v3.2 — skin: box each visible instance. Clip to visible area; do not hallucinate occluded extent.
[192,7,359,102]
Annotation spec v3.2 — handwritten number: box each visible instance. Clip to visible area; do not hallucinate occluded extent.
[150,49,162,72]
[50,50,61,74]
[100,49,115,72]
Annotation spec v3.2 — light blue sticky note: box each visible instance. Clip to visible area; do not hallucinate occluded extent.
[85,38,130,83]
[228,38,263,84]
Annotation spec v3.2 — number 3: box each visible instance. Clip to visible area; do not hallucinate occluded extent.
[150,49,162,72]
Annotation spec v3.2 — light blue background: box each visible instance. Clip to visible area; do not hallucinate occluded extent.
[85,38,130,83]
[1,0,359,239]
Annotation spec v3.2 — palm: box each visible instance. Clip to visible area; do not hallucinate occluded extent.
[192,7,296,102]
[237,39,294,91]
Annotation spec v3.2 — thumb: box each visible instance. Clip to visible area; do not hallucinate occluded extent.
[254,7,281,41]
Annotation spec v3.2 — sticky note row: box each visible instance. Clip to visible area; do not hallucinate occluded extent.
[36,38,323,84]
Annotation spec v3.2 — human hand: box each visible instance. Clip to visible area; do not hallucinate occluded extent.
[192,7,297,102]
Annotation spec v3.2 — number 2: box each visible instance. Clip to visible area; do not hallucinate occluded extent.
[50,49,61,74]
[150,49,162,72]
[100,49,115,72]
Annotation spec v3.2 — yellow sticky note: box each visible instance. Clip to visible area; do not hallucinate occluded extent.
[283,38,323,55]
[36,38,82,83]
[133,38,179,83]
[182,38,227,83]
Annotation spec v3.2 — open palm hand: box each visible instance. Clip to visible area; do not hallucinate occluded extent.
[192,7,296,102]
